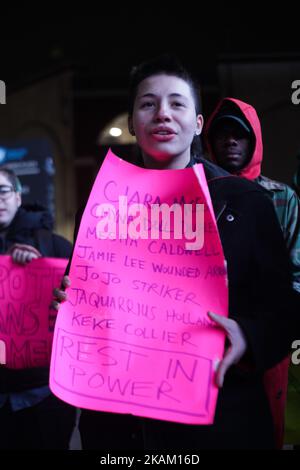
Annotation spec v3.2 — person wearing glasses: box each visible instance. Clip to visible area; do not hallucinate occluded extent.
[0,168,76,449]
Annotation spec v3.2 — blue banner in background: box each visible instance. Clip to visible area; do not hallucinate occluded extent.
[0,139,55,218]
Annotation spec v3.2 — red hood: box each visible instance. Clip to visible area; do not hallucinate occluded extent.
[204,97,263,180]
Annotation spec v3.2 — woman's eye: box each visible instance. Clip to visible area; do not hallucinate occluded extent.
[141,102,154,108]
[173,102,184,107]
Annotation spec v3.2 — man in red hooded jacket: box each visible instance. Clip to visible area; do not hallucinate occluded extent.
[205,97,300,449]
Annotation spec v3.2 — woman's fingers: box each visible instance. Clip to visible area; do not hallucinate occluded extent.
[53,287,67,302]
[61,276,71,289]
[208,311,247,388]
[51,300,61,311]
[51,276,71,311]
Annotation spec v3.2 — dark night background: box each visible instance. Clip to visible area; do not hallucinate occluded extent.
[0,6,300,239]
[1,6,300,453]
[1,6,299,91]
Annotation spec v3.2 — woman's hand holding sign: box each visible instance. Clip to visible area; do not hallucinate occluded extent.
[52,275,71,311]
[208,312,247,388]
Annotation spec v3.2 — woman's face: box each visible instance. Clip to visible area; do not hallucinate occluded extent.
[130,74,203,166]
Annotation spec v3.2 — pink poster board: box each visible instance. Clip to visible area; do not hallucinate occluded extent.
[0,256,68,368]
[50,150,228,424]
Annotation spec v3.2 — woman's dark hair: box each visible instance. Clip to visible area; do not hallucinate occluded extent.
[128,54,202,115]
[0,168,22,192]
[128,54,203,159]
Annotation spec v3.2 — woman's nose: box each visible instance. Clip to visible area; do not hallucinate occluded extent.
[154,104,171,121]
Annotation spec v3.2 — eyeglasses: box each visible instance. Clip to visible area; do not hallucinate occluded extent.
[0,185,15,200]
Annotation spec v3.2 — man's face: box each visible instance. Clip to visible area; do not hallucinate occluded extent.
[210,120,253,173]
[0,173,21,229]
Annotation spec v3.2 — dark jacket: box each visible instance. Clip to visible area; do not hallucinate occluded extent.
[70,157,299,449]
[0,204,72,392]
[190,158,298,448]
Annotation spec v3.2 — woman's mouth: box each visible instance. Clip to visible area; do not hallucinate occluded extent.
[151,128,177,142]
[152,133,176,142]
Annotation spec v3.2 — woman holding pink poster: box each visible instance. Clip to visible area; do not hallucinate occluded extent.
[53,55,300,450]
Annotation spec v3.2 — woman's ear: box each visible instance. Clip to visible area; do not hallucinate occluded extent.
[195,114,204,136]
[128,116,135,136]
